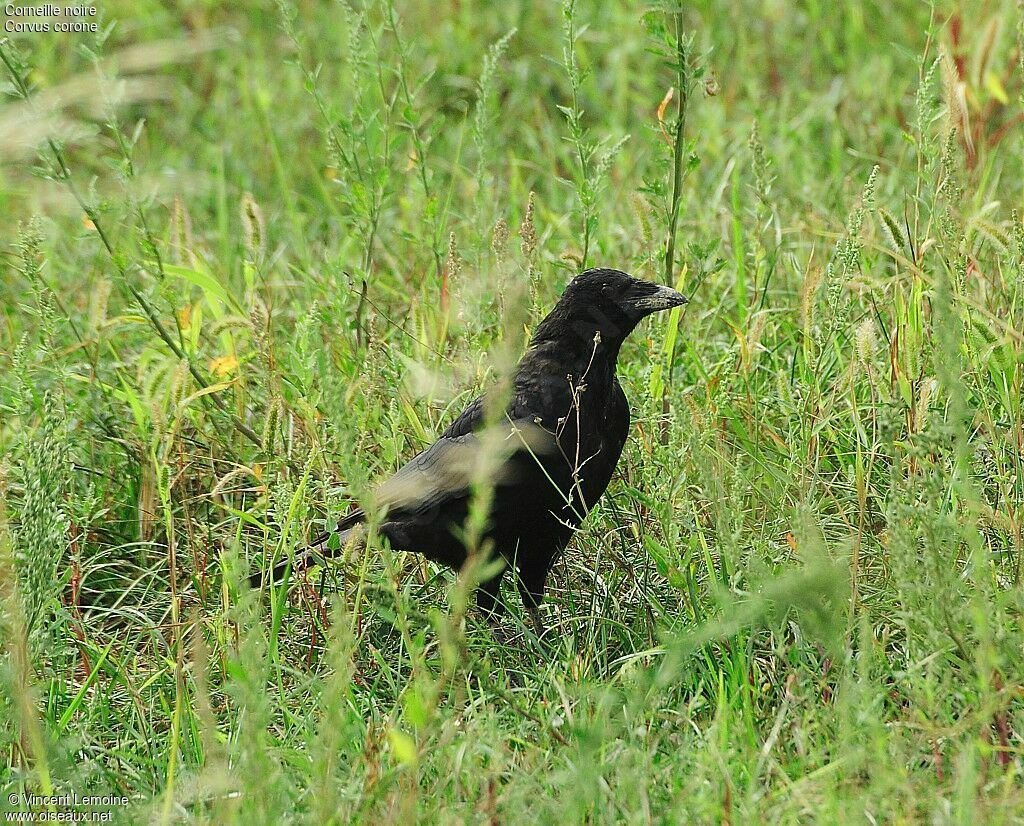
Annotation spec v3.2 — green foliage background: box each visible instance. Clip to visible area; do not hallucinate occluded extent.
[1,0,1023,821]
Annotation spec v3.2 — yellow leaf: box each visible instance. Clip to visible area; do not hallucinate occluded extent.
[209,355,238,376]
[177,304,192,332]
[252,463,263,480]
[656,87,674,147]
[387,729,417,765]
[984,71,1009,105]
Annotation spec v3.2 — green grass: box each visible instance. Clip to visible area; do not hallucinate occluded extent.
[2,0,1023,822]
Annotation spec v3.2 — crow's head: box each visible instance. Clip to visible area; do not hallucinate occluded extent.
[534,268,688,349]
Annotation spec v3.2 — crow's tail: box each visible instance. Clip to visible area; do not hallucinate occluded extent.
[248,509,367,589]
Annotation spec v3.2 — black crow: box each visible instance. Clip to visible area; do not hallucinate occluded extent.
[253,268,687,633]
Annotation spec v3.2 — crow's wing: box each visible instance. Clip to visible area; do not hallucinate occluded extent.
[439,395,485,439]
[314,394,548,536]
[316,397,486,534]
[374,395,552,520]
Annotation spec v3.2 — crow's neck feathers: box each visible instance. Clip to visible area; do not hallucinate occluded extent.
[515,317,624,423]
[525,295,634,380]
[530,302,634,352]
[524,327,619,379]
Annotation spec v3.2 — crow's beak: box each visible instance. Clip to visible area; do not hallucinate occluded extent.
[631,284,689,314]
